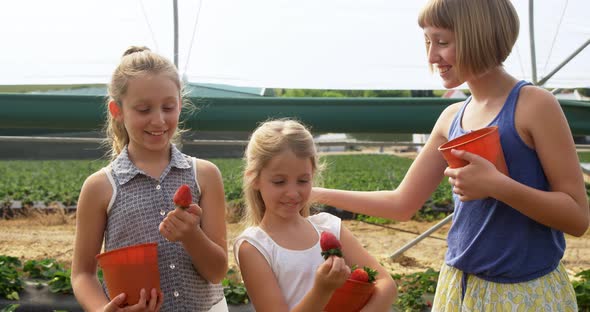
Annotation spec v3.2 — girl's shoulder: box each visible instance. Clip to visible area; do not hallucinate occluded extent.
[519,85,559,108]
[309,212,342,239]
[78,167,114,213]
[234,226,273,265]
[192,157,222,179]
[429,100,466,142]
[516,85,562,123]
[83,167,113,193]
[440,100,466,122]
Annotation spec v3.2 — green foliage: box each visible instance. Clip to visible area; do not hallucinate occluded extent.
[47,269,72,294]
[0,256,23,300]
[355,214,394,225]
[23,258,64,280]
[22,258,72,294]
[392,268,439,311]
[577,88,590,97]
[321,154,410,191]
[413,206,449,222]
[579,152,590,163]
[222,269,249,305]
[0,155,455,222]
[0,304,20,312]
[321,154,452,221]
[0,160,107,206]
[573,269,590,310]
[211,158,244,203]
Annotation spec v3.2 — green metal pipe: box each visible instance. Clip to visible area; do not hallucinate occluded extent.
[1,94,589,135]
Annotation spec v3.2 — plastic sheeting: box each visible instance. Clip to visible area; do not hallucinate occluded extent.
[1,0,588,89]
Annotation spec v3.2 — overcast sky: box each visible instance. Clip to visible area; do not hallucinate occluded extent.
[0,0,588,89]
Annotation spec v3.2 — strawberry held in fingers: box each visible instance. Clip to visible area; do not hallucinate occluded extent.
[173,184,192,209]
[320,231,343,260]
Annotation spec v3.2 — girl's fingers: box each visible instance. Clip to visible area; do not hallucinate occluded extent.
[104,293,126,311]
[154,290,165,311]
[137,288,148,307]
[147,288,158,311]
[330,257,348,276]
[186,204,202,217]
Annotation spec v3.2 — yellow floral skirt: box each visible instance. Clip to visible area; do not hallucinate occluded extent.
[432,263,578,311]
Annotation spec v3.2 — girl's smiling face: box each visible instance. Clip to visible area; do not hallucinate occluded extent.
[423,26,463,89]
[256,149,313,219]
[118,73,181,154]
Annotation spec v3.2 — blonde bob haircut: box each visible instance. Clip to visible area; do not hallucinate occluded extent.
[418,0,519,78]
[104,46,188,160]
[242,119,323,227]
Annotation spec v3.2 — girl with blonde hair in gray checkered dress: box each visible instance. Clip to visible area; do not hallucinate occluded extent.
[71,46,229,312]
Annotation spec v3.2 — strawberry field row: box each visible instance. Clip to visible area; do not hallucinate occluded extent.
[0,155,453,212]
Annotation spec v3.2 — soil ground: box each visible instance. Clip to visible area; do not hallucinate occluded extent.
[0,212,588,281]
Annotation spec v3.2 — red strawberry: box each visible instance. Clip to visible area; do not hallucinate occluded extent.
[320,231,343,260]
[173,184,192,209]
[350,268,369,282]
[349,265,378,283]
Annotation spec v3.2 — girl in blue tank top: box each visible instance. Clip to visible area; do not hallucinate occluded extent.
[313,0,588,309]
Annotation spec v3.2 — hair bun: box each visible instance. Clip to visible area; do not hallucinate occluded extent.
[122,46,151,57]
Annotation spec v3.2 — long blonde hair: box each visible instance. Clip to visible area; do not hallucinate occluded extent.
[104,46,187,160]
[418,0,519,79]
[242,119,323,226]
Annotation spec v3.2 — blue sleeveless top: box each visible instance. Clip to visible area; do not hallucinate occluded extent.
[445,81,565,283]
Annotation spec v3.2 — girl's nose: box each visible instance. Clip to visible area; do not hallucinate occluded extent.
[151,111,165,125]
[427,46,440,64]
[285,187,301,199]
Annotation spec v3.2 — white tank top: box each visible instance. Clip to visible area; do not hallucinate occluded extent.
[233,212,341,309]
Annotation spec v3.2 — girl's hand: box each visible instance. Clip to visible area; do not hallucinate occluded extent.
[159,203,202,242]
[314,256,351,292]
[444,149,505,201]
[103,288,164,312]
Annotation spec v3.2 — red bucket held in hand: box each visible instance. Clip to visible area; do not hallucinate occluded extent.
[324,279,375,312]
[96,242,161,305]
[438,126,508,175]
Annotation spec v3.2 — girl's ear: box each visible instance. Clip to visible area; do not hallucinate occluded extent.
[108,101,121,120]
[245,171,259,190]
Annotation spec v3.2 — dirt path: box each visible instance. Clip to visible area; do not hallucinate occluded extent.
[0,215,588,280]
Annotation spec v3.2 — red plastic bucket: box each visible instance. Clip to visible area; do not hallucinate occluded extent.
[96,242,161,305]
[438,126,508,175]
[324,279,375,312]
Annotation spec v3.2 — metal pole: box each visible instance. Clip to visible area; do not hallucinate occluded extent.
[173,0,179,68]
[538,39,590,86]
[389,213,453,259]
[529,0,538,85]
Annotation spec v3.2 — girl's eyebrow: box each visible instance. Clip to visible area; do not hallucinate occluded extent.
[425,32,445,39]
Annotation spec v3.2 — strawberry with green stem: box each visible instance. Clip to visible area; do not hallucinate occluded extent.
[320,231,343,260]
[173,184,192,210]
[349,265,378,283]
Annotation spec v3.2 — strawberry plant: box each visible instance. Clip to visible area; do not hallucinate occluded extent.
[222,269,249,305]
[0,256,23,300]
[23,258,64,280]
[392,268,439,311]
[0,304,19,312]
[573,269,590,310]
[0,155,456,223]
[47,269,72,294]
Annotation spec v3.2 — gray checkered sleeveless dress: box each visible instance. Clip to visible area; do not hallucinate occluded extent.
[102,145,225,311]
